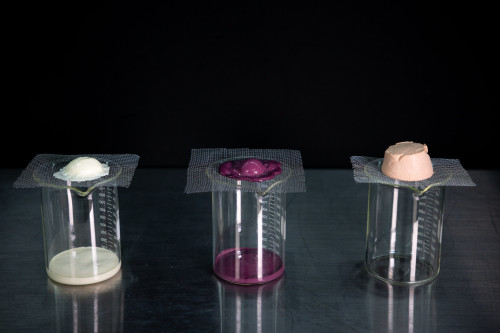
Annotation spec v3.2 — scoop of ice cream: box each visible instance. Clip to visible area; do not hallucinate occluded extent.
[53,157,110,182]
[219,158,282,182]
[381,141,434,181]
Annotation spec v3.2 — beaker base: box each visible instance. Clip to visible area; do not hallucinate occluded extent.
[366,254,439,286]
[214,247,284,285]
[47,247,121,285]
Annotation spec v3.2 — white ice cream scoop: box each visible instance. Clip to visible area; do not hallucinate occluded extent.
[53,157,110,182]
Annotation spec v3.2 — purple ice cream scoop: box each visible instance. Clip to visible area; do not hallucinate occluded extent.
[218,158,282,182]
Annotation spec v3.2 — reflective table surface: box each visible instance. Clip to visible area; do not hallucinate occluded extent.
[1,169,499,332]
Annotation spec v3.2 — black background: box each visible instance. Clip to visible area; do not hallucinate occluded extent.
[9,1,497,169]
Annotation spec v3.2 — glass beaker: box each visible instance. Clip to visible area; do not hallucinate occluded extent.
[212,188,286,284]
[41,186,121,285]
[365,184,445,285]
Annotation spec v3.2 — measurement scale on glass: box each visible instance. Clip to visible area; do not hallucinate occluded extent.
[97,186,121,255]
[259,191,285,257]
[414,188,443,269]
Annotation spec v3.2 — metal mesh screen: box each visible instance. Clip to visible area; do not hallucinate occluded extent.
[351,156,475,190]
[185,148,306,194]
[13,154,140,190]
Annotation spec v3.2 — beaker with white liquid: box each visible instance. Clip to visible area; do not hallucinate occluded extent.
[14,154,139,285]
[41,185,122,285]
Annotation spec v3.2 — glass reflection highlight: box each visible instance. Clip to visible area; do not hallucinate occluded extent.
[216,276,285,333]
[366,276,436,333]
[47,270,124,333]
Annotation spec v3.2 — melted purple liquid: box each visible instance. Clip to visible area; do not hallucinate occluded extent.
[218,159,282,182]
[214,247,284,284]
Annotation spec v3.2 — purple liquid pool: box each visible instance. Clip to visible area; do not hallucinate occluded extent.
[214,247,284,284]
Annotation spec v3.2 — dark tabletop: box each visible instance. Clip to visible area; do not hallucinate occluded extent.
[1,168,499,332]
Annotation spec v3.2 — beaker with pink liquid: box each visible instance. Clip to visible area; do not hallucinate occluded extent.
[185,149,306,285]
[212,186,286,284]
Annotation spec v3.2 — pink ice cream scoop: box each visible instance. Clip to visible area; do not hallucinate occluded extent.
[218,158,282,182]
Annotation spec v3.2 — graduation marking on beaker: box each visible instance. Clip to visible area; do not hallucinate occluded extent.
[416,189,442,260]
[261,193,283,255]
[97,187,120,255]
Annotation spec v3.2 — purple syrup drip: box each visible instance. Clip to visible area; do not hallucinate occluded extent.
[218,158,282,182]
[214,247,285,284]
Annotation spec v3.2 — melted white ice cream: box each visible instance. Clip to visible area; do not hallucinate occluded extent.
[47,247,120,285]
[53,157,110,181]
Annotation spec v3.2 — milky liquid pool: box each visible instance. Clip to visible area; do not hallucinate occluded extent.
[47,247,120,285]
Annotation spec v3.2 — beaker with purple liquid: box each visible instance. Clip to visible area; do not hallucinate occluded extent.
[212,188,286,284]
[185,150,305,285]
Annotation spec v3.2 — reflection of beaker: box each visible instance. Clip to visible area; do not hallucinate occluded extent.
[41,186,121,285]
[216,276,285,333]
[212,186,286,284]
[365,184,445,285]
[366,277,436,333]
[48,270,124,333]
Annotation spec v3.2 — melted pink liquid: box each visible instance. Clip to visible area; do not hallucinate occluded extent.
[218,159,282,182]
[214,247,284,284]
